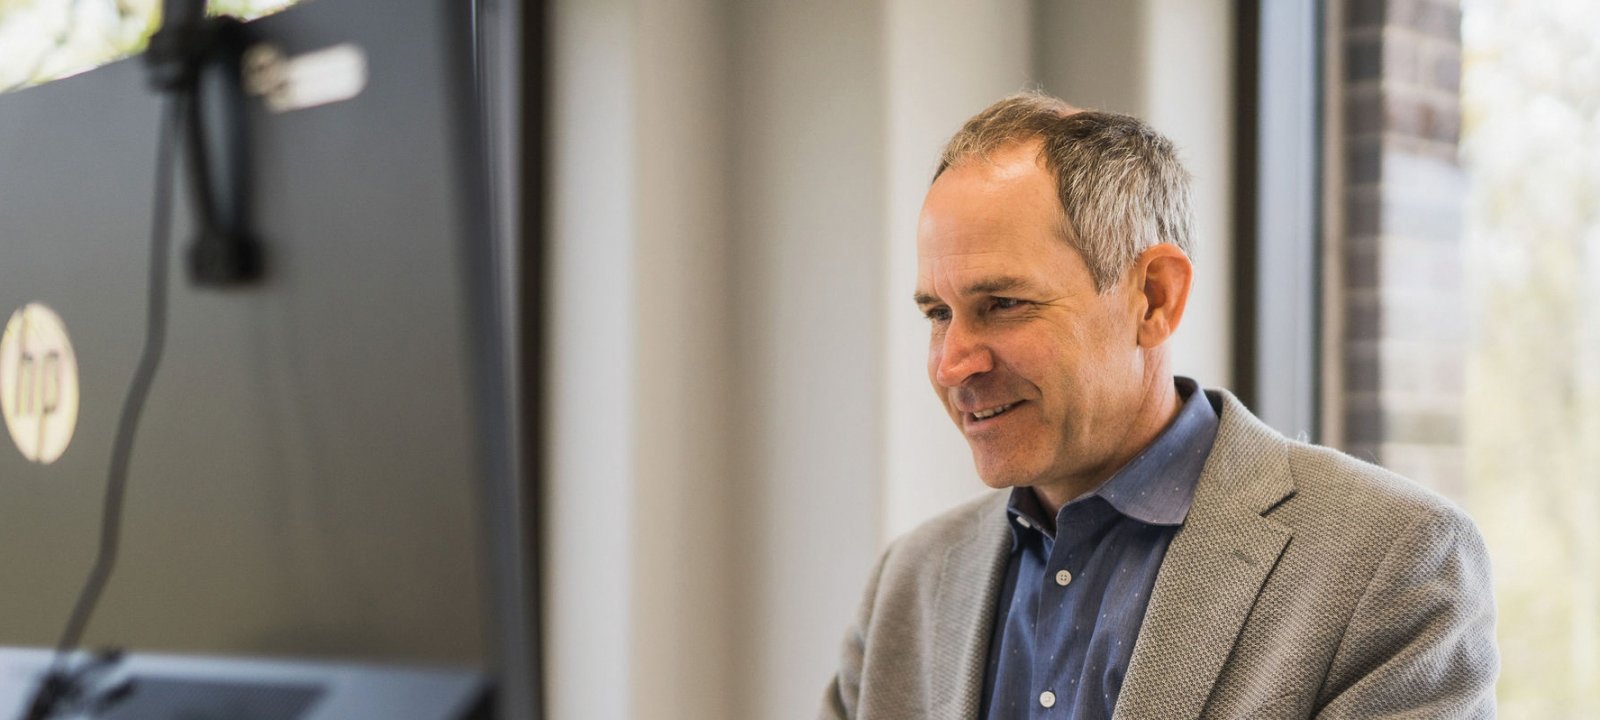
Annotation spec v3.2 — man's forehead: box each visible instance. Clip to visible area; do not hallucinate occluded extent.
[916,163,1068,265]
[913,261,1039,304]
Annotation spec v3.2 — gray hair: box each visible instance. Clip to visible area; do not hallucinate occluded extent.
[934,91,1195,292]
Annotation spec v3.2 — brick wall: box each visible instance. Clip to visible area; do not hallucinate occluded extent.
[1337,0,1468,498]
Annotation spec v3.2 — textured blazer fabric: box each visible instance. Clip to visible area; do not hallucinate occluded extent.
[819,389,1498,720]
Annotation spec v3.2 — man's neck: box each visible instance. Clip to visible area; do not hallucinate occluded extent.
[1031,375,1185,517]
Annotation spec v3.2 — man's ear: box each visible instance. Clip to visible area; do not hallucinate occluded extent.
[1132,243,1193,349]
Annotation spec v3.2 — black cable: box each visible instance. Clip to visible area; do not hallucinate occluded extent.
[23,93,183,720]
[58,91,179,661]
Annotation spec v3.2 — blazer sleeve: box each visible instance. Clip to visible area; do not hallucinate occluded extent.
[1315,504,1500,718]
[819,543,895,720]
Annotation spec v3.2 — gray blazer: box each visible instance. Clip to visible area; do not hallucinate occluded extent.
[821,390,1498,719]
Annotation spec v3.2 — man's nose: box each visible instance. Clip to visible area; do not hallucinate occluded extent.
[933,319,993,388]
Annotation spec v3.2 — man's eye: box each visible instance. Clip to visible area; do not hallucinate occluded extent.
[924,307,951,323]
[992,297,1025,311]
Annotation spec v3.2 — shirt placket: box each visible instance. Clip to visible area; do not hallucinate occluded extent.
[1031,501,1116,718]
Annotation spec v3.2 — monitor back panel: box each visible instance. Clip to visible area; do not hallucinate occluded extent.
[0,0,491,665]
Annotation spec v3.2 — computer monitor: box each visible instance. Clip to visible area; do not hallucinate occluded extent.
[0,0,538,717]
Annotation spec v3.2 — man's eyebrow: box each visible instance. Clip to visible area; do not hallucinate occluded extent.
[966,276,1029,295]
[913,276,1031,306]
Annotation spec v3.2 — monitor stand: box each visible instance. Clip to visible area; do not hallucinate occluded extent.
[0,647,488,720]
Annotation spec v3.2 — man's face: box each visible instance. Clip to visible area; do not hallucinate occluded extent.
[915,141,1147,495]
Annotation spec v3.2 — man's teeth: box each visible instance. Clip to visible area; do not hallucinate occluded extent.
[973,403,1015,420]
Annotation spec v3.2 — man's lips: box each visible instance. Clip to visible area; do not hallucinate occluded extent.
[961,399,1025,427]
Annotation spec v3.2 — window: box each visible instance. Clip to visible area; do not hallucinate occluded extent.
[1320,0,1598,714]
[1461,0,1600,714]
[0,0,300,92]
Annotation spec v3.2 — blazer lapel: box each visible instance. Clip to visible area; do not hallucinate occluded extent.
[1113,391,1296,720]
[928,493,1012,720]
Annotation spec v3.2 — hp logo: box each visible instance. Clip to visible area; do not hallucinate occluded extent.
[0,303,80,465]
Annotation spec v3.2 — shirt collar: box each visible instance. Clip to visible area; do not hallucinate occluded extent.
[1005,377,1219,541]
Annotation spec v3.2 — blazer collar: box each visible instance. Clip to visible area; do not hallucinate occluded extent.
[1113,389,1297,720]
[928,491,1011,719]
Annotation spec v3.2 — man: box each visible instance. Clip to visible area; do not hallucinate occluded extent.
[819,93,1497,719]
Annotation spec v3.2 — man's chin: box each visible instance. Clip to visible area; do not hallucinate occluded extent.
[973,464,1037,492]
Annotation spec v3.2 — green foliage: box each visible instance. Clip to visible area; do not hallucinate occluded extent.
[1461,0,1600,716]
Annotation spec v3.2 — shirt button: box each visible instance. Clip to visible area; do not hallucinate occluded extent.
[1055,569,1072,586]
[1040,690,1057,708]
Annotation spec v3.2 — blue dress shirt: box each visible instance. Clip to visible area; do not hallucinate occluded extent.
[980,377,1219,719]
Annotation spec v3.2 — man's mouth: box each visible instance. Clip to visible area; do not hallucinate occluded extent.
[970,401,1021,422]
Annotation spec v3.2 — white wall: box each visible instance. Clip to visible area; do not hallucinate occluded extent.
[724,2,889,717]
[544,1,1235,718]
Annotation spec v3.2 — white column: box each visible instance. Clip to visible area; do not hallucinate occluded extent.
[546,0,639,717]
[631,0,737,717]
[723,2,890,716]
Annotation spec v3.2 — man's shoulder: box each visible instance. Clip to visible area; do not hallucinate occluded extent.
[1278,437,1478,543]
[893,491,1005,551]
[1287,440,1454,510]
[876,491,1006,579]
[1208,388,1477,543]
